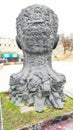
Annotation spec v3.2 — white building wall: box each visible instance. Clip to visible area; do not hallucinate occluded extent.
[0,37,20,53]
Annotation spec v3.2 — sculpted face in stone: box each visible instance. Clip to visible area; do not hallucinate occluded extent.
[9,5,66,112]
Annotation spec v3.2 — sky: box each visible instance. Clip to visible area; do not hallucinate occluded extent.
[0,0,73,38]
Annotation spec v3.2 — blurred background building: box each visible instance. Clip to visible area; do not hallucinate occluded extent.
[0,37,23,62]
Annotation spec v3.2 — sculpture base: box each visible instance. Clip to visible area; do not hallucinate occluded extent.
[9,65,66,112]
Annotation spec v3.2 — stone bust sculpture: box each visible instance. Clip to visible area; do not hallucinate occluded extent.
[9,5,66,112]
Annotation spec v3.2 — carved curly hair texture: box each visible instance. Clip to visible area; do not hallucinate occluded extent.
[9,5,66,112]
[16,4,58,52]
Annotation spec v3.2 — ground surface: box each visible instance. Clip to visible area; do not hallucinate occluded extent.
[0,93,73,130]
[53,42,73,61]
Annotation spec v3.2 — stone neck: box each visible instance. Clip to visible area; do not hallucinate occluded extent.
[23,51,52,68]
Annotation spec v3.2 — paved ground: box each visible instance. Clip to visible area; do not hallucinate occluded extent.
[52,61,73,97]
[0,64,22,92]
[0,62,73,96]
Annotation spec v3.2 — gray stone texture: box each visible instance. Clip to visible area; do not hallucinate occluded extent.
[9,5,66,112]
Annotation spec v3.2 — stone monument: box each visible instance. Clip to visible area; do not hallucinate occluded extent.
[9,5,66,112]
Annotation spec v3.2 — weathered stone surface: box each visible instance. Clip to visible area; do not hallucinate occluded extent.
[9,4,66,112]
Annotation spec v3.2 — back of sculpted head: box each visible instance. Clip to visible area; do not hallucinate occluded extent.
[16,5,58,53]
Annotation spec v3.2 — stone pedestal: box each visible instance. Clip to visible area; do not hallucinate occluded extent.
[9,5,66,112]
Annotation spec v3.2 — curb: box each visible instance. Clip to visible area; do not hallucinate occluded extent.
[17,112,73,130]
